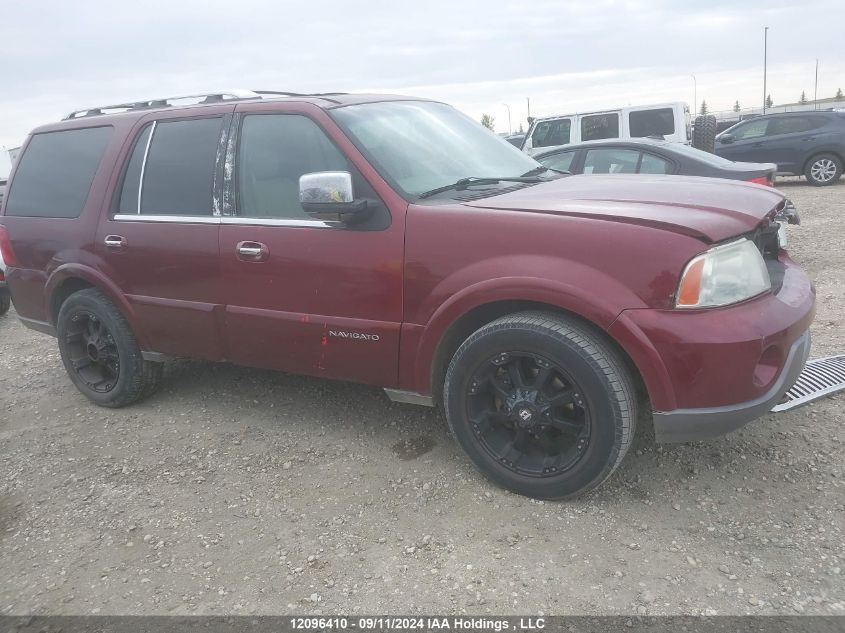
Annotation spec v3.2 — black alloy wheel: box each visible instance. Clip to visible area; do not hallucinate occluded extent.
[466,351,591,477]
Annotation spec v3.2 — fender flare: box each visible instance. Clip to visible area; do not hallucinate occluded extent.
[44,263,150,349]
[413,276,631,390]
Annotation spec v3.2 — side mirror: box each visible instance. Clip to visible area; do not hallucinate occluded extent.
[299,171,368,223]
[718,133,735,144]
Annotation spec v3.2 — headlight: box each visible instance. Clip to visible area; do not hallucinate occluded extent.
[676,239,771,308]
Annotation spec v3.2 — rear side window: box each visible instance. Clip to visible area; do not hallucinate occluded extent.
[766,116,826,136]
[5,127,112,218]
[629,108,675,137]
[583,148,638,174]
[581,114,620,141]
[531,119,571,147]
[118,117,222,216]
[639,152,671,174]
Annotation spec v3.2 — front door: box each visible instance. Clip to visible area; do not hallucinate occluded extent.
[715,117,771,164]
[218,106,405,387]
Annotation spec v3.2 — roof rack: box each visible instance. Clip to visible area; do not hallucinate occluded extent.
[63,89,350,120]
[63,89,261,120]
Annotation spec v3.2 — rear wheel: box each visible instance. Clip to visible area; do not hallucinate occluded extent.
[804,153,842,186]
[444,312,636,500]
[57,289,162,407]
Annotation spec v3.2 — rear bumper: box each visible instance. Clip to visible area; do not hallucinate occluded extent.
[652,329,810,442]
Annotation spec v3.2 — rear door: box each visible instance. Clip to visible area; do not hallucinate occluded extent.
[761,115,828,173]
[217,102,405,387]
[95,108,233,360]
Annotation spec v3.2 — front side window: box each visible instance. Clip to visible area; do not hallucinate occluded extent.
[629,108,675,137]
[331,101,539,198]
[581,114,620,142]
[237,114,348,219]
[132,117,222,216]
[583,148,639,174]
[531,119,572,147]
[538,151,576,172]
[5,126,112,218]
[731,119,768,140]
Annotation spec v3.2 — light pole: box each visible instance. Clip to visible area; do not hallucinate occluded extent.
[502,103,512,135]
[814,59,819,110]
[763,26,769,113]
[691,74,697,113]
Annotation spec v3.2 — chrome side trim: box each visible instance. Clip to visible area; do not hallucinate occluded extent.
[137,120,157,214]
[142,351,175,362]
[19,316,57,337]
[220,216,335,228]
[113,214,221,224]
[384,388,435,407]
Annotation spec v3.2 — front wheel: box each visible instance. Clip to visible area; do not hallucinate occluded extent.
[444,312,636,500]
[0,295,10,316]
[804,153,842,186]
[57,288,162,407]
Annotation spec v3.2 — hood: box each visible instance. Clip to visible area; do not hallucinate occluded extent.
[463,174,785,242]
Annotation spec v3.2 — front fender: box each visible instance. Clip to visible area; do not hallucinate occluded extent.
[409,262,649,394]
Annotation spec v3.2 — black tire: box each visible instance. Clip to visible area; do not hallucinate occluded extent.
[444,312,636,500]
[804,153,842,186]
[0,295,10,316]
[57,288,162,407]
[692,115,717,153]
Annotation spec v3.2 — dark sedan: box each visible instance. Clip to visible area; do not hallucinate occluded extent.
[715,111,845,186]
[533,138,777,185]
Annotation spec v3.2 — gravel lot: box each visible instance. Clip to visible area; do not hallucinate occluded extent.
[1,178,843,617]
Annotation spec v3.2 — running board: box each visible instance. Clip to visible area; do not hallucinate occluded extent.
[771,354,845,412]
[384,389,434,407]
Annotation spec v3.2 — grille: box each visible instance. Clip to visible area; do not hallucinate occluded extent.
[771,355,845,412]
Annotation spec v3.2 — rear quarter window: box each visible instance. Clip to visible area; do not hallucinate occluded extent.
[628,108,675,137]
[4,126,112,218]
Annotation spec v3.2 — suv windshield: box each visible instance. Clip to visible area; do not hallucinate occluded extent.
[331,100,542,198]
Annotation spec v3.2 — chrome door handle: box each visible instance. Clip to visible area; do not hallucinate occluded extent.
[236,240,269,262]
[104,235,127,248]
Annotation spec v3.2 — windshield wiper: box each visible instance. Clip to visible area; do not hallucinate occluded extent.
[418,176,541,199]
[521,166,551,177]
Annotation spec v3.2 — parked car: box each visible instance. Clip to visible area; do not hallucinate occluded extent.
[533,138,778,184]
[521,102,703,154]
[0,91,815,500]
[715,111,845,185]
[505,133,525,147]
[0,242,9,316]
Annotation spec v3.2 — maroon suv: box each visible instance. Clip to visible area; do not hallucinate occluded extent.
[0,91,815,499]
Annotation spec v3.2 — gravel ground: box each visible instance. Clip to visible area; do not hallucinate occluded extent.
[0,178,843,617]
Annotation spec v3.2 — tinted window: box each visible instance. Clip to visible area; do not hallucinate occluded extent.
[538,151,576,172]
[767,116,826,136]
[530,119,572,148]
[731,119,768,140]
[581,114,620,141]
[629,108,675,137]
[238,114,349,219]
[583,148,638,174]
[5,127,112,218]
[141,118,221,215]
[118,125,152,214]
[639,152,671,174]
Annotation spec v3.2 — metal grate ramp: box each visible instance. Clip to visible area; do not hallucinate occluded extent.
[771,354,845,412]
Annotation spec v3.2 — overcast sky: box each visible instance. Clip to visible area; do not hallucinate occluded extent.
[1,0,843,170]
